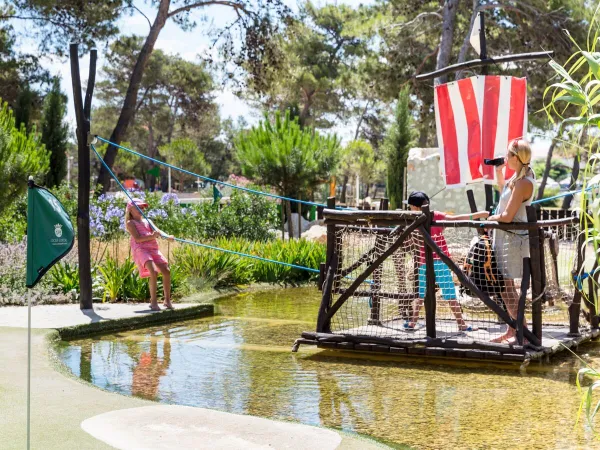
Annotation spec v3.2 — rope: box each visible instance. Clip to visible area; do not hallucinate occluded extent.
[95,135,349,210]
[531,185,596,205]
[90,143,320,274]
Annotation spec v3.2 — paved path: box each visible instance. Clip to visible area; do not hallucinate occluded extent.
[0,311,387,449]
[0,303,204,328]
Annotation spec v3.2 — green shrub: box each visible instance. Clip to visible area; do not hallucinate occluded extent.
[97,257,135,302]
[537,186,562,208]
[49,261,79,294]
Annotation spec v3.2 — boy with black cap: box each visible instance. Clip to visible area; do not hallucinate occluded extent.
[405,191,489,332]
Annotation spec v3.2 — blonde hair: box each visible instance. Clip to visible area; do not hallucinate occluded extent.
[507,138,533,190]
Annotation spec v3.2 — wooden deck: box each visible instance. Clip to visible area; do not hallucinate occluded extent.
[294,321,600,365]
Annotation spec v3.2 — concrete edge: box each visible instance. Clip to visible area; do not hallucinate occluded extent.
[57,304,214,340]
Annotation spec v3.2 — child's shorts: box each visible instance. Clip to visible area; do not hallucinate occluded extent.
[418,261,457,300]
[133,248,169,278]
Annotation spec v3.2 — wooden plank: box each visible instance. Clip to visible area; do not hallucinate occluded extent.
[425,348,446,357]
[407,347,427,355]
[323,209,423,222]
[324,215,427,322]
[373,344,390,353]
[432,217,578,229]
[336,342,354,350]
[325,198,336,264]
[527,206,543,342]
[355,343,376,351]
[445,349,467,358]
[422,204,436,339]
[319,342,338,349]
[502,353,526,362]
[390,347,407,354]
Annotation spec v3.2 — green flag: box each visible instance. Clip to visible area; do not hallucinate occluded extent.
[26,182,75,288]
[213,184,223,204]
[147,166,160,178]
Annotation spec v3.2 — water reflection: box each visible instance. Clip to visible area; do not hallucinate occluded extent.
[56,288,599,448]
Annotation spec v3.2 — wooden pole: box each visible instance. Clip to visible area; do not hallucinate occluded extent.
[70,44,95,310]
[526,206,543,342]
[586,261,600,329]
[516,258,531,346]
[317,196,338,333]
[422,204,436,339]
[569,230,586,335]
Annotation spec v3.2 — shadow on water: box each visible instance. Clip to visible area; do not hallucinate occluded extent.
[55,287,600,449]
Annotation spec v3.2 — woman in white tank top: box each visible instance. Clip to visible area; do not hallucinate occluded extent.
[488,139,535,344]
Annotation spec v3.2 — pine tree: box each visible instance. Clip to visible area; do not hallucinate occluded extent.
[41,77,69,188]
[384,88,414,210]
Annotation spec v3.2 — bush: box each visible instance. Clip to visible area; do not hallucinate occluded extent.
[537,186,562,208]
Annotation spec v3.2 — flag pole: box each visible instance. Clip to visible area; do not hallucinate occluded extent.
[26,176,34,450]
[27,290,31,450]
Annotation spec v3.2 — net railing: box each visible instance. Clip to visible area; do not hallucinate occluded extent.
[326,216,586,343]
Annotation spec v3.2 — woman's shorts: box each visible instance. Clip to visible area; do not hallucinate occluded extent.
[418,260,457,300]
[493,230,529,280]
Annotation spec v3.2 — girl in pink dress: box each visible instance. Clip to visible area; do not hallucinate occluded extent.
[125,198,174,311]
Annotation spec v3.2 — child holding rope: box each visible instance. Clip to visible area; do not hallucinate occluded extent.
[405,191,489,332]
[125,198,175,311]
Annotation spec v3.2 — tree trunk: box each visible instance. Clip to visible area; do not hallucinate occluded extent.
[340,174,349,203]
[434,0,460,86]
[537,126,563,201]
[455,0,479,80]
[561,127,587,210]
[286,200,294,240]
[96,0,171,192]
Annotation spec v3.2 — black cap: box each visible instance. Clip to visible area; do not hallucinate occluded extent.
[404,191,430,207]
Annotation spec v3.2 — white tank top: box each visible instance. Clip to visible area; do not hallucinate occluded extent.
[496,172,536,223]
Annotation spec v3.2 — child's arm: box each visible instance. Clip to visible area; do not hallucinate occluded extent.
[148,219,175,241]
[444,211,490,221]
[126,221,161,243]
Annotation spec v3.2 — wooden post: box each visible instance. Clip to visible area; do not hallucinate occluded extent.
[586,261,600,329]
[592,263,600,329]
[70,44,96,310]
[317,196,338,333]
[526,206,543,342]
[422,204,436,338]
[516,258,531,346]
[368,198,388,325]
[569,230,585,336]
[538,221,549,307]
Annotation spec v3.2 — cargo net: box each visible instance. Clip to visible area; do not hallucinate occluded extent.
[328,221,583,343]
[541,220,587,327]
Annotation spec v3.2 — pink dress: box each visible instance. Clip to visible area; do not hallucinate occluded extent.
[129,219,168,278]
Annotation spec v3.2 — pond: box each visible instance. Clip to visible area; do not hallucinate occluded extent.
[56,287,598,449]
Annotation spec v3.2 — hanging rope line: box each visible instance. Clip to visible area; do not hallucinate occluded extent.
[90,143,320,274]
[531,184,597,205]
[95,136,349,210]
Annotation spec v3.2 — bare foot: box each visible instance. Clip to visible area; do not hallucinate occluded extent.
[490,335,510,344]
[163,301,174,310]
[149,303,161,312]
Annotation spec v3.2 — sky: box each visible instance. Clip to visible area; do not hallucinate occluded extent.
[13,0,551,157]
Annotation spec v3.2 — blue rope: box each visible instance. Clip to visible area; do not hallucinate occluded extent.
[532,185,596,205]
[90,144,320,274]
[95,136,349,210]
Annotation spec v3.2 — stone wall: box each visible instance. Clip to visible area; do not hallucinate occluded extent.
[406,148,488,214]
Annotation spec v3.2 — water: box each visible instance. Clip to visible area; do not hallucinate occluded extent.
[56,287,599,449]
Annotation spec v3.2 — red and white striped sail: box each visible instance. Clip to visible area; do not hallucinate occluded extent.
[434,75,527,188]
